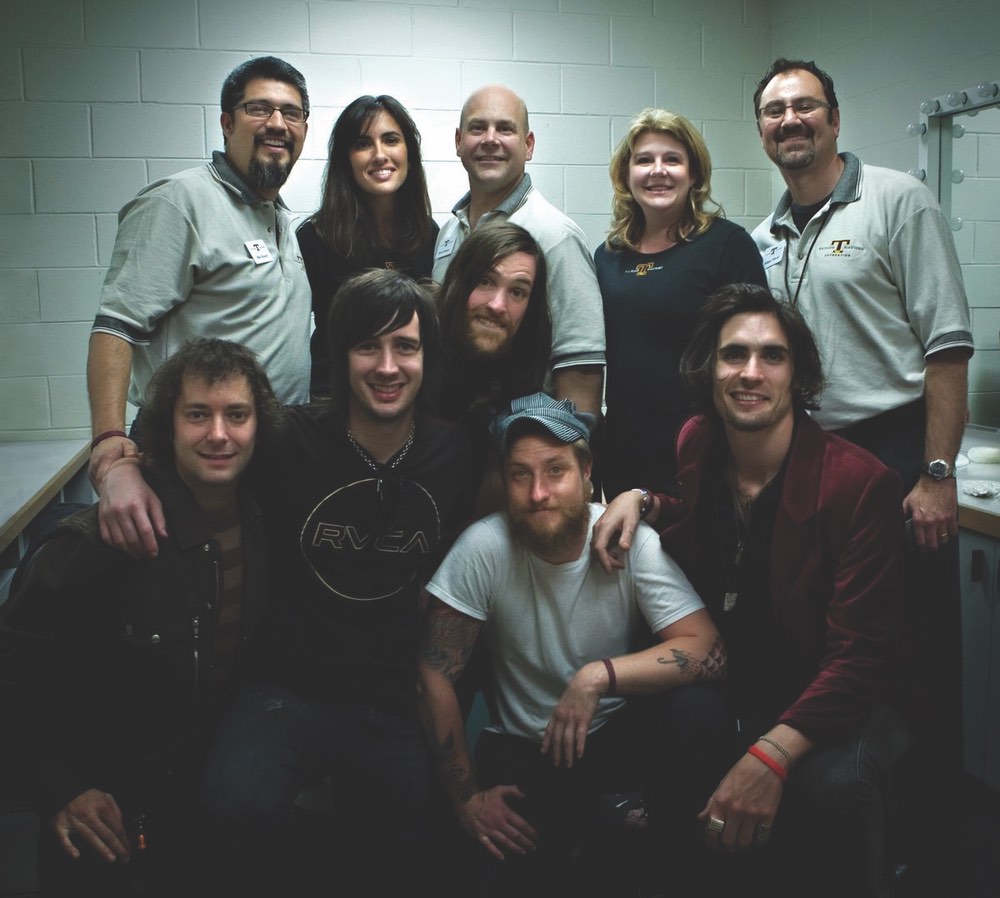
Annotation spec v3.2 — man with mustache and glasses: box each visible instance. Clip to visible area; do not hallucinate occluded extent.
[750,57,973,895]
[98,270,473,896]
[87,56,312,500]
[418,392,723,897]
[432,85,606,420]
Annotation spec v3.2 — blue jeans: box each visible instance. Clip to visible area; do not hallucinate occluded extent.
[201,680,428,896]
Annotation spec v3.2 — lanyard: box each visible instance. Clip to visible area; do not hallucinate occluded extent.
[782,206,833,308]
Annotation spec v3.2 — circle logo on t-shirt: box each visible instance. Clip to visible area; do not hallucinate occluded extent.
[299,477,441,601]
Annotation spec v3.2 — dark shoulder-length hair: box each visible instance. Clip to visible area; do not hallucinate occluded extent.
[311,95,432,264]
[325,268,442,415]
[437,222,551,401]
[136,338,283,473]
[680,282,824,418]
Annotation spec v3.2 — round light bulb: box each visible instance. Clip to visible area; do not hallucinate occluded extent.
[976,81,999,99]
[907,168,926,181]
[920,99,941,114]
[947,91,968,107]
[906,122,926,137]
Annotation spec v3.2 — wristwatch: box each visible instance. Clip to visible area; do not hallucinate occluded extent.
[632,487,653,518]
[920,459,956,481]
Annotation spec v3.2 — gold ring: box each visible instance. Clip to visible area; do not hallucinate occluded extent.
[705,816,725,834]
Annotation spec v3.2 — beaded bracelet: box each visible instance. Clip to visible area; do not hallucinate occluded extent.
[757,735,792,765]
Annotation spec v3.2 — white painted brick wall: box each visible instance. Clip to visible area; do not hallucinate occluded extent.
[24,48,140,102]
[84,0,200,48]
[2,0,999,441]
[92,105,207,158]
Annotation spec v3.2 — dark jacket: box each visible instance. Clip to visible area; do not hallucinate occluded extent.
[0,468,267,820]
[657,413,906,746]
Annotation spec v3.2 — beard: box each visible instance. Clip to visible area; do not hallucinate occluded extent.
[464,316,513,360]
[772,124,817,170]
[248,150,291,193]
[508,498,590,560]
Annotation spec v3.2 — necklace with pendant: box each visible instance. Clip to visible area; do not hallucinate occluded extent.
[723,487,749,612]
[346,422,416,503]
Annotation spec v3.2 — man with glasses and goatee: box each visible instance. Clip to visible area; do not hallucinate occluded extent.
[87,56,313,501]
[751,57,973,896]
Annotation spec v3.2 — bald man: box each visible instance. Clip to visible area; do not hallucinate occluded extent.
[433,85,606,418]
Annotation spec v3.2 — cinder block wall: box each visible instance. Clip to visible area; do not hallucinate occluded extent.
[1,0,997,440]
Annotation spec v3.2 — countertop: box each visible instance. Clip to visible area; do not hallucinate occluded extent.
[958,424,1000,540]
[0,440,91,555]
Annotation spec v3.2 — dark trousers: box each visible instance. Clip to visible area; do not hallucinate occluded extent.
[834,400,965,889]
[201,680,429,898]
[468,694,701,898]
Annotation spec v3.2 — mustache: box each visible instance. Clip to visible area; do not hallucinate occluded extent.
[775,122,814,141]
[254,133,293,151]
[471,310,509,328]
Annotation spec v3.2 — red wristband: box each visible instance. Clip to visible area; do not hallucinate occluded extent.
[91,429,128,451]
[601,658,617,696]
[747,744,788,782]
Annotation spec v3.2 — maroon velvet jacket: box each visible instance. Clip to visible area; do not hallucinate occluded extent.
[656,412,906,746]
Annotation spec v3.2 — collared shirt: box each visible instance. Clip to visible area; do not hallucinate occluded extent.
[93,151,311,406]
[752,153,973,429]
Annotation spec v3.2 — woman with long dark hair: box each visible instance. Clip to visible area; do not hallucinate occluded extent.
[297,95,437,398]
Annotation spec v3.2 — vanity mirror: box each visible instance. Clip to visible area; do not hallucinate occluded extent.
[913,80,1000,426]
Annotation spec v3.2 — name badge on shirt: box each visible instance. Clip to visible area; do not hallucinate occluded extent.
[435,235,456,260]
[245,239,273,265]
[761,243,785,270]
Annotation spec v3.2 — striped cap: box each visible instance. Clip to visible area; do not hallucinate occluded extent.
[489,392,595,456]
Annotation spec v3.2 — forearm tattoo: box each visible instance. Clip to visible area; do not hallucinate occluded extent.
[418,605,481,684]
[656,636,727,681]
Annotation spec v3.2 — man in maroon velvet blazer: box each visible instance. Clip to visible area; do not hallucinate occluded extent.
[592,283,910,897]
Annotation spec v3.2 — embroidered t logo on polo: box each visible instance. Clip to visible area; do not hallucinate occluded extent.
[819,238,863,258]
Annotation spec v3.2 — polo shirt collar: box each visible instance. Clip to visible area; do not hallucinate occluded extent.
[450,172,533,216]
[211,150,289,209]
[770,152,860,231]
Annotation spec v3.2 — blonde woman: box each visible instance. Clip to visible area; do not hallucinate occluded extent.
[595,109,766,498]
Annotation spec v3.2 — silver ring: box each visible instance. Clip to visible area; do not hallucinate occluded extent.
[705,816,725,834]
[754,822,772,843]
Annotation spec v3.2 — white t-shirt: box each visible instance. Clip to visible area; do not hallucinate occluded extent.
[426,504,704,741]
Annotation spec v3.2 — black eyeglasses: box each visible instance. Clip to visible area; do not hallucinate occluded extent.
[758,98,831,121]
[234,101,308,124]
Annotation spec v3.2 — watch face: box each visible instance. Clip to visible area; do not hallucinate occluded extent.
[926,460,949,479]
